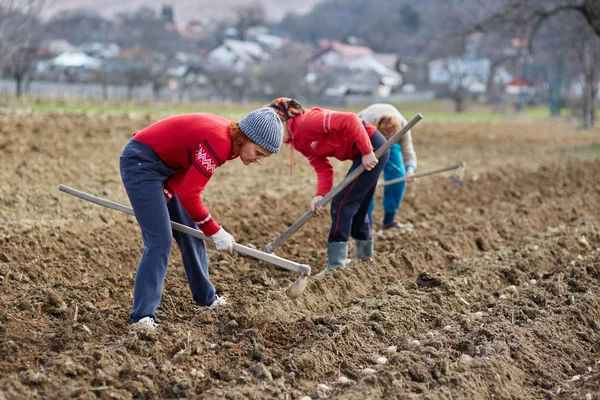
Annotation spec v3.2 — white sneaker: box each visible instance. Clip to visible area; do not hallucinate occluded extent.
[136,316,158,329]
[207,294,228,309]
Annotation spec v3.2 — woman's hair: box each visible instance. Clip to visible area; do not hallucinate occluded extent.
[268,97,305,121]
[229,121,249,153]
[375,114,402,139]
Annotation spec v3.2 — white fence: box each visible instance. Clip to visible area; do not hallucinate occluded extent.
[0,79,214,101]
[0,79,437,106]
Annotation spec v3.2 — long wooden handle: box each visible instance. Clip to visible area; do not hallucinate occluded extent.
[378,161,464,187]
[59,185,311,276]
[265,113,423,253]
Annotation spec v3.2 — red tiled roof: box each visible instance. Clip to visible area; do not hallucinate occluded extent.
[507,77,531,87]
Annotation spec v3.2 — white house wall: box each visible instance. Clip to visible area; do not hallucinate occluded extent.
[207,46,247,72]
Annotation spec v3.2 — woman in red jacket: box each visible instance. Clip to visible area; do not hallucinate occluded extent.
[120,107,283,328]
[268,98,389,276]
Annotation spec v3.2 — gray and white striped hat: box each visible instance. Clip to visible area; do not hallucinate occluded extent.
[238,107,283,153]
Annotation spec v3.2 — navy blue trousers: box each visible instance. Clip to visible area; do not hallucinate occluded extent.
[329,130,389,242]
[120,140,216,323]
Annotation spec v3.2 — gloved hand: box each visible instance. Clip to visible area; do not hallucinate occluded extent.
[210,227,235,254]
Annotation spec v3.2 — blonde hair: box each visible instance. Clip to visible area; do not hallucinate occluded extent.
[375,114,402,139]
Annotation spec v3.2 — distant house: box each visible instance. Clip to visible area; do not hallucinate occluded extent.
[245,26,286,51]
[307,40,402,97]
[79,43,121,59]
[167,52,209,87]
[308,40,374,72]
[35,51,103,83]
[372,53,403,73]
[223,27,240,39]
[206,39,267,72]
[400,56,429,87]
[179,20,209,40]
[428,57,491,94]
[348,56,402,86]
[505,77,534,95]
[41,39,78,56]
[321,67,390,97]
[49,52,103,70]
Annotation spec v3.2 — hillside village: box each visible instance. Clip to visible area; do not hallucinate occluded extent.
[0,2,593,112]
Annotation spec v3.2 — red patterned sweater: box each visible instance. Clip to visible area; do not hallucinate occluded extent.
[133,113,237,236]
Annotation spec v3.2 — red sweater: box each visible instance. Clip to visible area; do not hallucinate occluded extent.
[288,108,376,196]
[132,113,237,236]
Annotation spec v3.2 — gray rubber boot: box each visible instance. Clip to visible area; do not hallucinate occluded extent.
[355,239,373,261]
[316,241,350,276]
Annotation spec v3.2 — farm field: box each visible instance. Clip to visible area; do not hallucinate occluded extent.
[0,105,599,399]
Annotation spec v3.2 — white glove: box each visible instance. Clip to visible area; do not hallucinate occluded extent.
[210,227,235,254]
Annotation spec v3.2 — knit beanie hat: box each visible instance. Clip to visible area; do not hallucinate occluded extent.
[238,107,284,153]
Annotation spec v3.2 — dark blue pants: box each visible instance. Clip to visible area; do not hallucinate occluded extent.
[329,130,389,242]
[120,140,216,323]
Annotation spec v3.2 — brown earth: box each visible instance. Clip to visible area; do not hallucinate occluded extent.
[0,109,600,399]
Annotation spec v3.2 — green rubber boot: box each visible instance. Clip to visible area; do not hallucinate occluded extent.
[316,241,351,276]
[355,239,373,261]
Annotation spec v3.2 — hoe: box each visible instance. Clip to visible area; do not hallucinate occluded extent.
[59,185,310,298]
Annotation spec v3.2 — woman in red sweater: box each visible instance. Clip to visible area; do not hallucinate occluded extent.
[268,98,389,276]
[120,107,283,328]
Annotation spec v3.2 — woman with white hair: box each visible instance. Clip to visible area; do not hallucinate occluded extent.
[358,103,418,231]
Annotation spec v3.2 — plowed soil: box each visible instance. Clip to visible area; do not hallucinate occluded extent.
[1,109,600,399]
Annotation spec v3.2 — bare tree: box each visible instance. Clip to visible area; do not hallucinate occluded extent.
[569,24,600,128]
[234,2,265,40]
[115,7,188,54]
[124,63,151,100]
[429,47,490,113]
[97,64,109,100]
[148,53,170,100]
[529,15,576,117]
[0,0,44,73]
[470,1,600,127]
[471,0,600,39]
[446,59,488,113]
[42,8,111,46]
[256,53,309,99]
[5,45,37,96]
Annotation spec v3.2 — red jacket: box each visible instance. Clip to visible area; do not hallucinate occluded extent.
[132,113,237,236]
[288,108,376,196]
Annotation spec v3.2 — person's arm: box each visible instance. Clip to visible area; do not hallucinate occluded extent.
[177,167,220,236]
[177,162,235,252]
[176,142,224,236]
[163,169,186,201]
[307,155,335,196]
[400,130,417,172]
[396,114,417,171]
